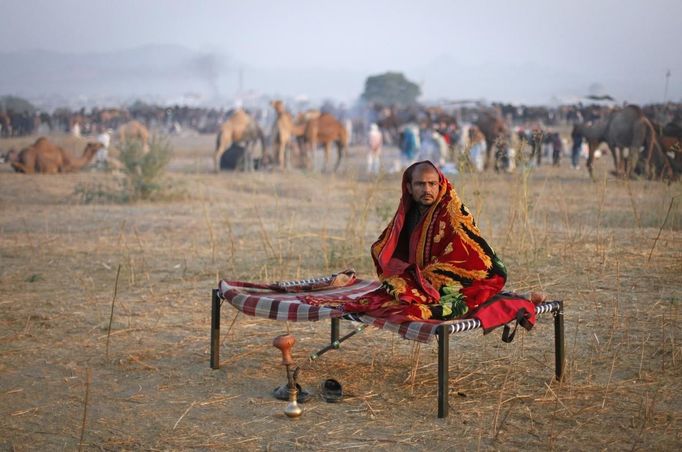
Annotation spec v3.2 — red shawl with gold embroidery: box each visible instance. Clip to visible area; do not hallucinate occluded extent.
[343,161,509,323]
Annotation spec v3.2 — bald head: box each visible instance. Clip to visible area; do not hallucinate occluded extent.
[408,162,438,182]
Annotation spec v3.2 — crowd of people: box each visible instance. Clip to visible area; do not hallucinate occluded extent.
[362,120,585,176]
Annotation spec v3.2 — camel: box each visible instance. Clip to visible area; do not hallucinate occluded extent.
[270,100,295,170]
[574,105,662,179]
[652,122,682,180]
[572,118,610,176]
[291,110,321,169]
[10,137,102,174]
[118,120,150,152]
[474,110,510,171]
[649,135,679,181]
[301,112,348,172]
[97,108,129,128]
[213,109,266,172]
[375,106,420,145]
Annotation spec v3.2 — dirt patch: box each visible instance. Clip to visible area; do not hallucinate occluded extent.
[1,136,681,450]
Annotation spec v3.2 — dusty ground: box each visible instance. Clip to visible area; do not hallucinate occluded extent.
[1,133,681,451]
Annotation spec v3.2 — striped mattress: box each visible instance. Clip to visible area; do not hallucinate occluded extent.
[217,279,560,343]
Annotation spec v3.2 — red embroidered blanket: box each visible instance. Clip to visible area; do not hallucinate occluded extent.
[339,161,529,325]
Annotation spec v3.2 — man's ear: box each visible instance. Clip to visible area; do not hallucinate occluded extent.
[406,182,413,195]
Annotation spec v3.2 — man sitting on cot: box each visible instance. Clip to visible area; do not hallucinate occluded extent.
[344,160,545,323]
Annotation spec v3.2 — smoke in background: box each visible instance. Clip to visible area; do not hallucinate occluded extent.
[189,53,223,99]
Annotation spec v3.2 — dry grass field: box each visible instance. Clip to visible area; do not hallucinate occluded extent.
[1,133,681,450]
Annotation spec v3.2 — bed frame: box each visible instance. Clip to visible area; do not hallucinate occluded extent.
[210,287,565,418]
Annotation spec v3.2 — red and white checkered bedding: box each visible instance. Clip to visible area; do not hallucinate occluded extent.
[218,278,450,342]
[218,278,560,343]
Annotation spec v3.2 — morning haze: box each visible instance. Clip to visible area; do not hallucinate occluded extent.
[1,0,681,107]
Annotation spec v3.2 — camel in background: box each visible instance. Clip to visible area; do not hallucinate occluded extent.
[10,137,102,174]
[213,109,265,172]
[270,100,295,170]
[269,103,348,171]
[651,135,680,180]
[574,105,666,179]
[300,112,348,172]
[292,110,321,169]
[474,109,510,171]
[118,120,149,152]
[652,120,682,180]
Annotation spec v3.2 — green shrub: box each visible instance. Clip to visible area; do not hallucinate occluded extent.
[119,136,173,201]
[75,136,178,203]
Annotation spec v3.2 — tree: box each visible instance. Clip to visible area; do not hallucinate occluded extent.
[361,72,421,106]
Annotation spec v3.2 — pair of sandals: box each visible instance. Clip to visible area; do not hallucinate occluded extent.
[272,379,342,403]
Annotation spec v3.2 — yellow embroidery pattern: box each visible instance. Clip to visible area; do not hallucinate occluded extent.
[380,298,400,308]
[384,275,407,296]
[420,269,456,292]
[415,183,448,268]
[371,219,394,262]
[423,262,489,290]
[417,305,432,319]
[433,221,446,243]
[445,189,492,269]
[443,242,453,255]
[410,288,428,302]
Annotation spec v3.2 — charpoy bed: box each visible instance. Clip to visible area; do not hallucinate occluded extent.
[209,273,564,418]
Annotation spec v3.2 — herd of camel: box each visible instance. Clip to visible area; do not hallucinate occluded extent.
[2,100,681,181]
[6,138,103,174]
[472,105,681,181]
[2,120,150,174]
[213,100,348,173]
[2,100,348,174]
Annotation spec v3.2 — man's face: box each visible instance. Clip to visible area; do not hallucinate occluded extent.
[407,164,440,207]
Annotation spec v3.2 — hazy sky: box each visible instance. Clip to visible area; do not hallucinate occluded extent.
[2,0,681,104]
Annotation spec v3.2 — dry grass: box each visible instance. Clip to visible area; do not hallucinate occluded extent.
[0,133,681,450]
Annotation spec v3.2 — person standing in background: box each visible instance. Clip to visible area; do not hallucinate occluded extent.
[551,132,563,166]
[468,126,486,172]
[571,127,583,169]
[367,123,383,174]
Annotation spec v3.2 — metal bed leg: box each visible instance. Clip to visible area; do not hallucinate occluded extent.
[210,289,221,369]
[331,317,340,344]
[437,324,450,418]
[311,323,366,361]
[554,301,565,381]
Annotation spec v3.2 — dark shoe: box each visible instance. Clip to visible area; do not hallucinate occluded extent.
[320,379,343,403]
[272,383,312,403]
